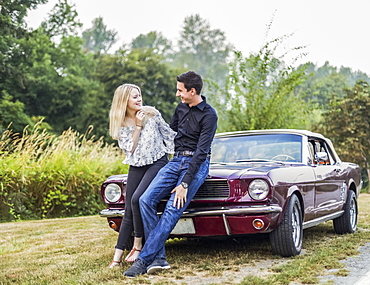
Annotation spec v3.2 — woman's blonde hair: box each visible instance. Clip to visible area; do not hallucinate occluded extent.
[109,84,141,139]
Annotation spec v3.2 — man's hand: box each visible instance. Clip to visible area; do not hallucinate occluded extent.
[171,185,187,209]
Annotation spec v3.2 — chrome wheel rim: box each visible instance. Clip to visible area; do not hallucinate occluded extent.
[292,203,302,248]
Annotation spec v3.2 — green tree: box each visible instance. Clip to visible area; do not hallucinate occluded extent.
[0,93,33,133]
[209,35,313,132]
[0,0,47,131]
[131,31,173,59]
[40,0,81,37]
[317,80,370,188]
[295,62,370,109]
[0,0,100,134]
[82,16,118,53]
[82,48,180,140]
[174,14,233,85]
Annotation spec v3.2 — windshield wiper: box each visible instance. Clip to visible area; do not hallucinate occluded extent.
[236,159,284,164]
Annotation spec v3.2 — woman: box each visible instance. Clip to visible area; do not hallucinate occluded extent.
[108,84,176,267]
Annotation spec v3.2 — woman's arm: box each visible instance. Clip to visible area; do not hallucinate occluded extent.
[130,110,145,154]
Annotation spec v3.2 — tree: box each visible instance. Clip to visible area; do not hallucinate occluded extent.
[82,16,118,54]
[1,0,100,135]
[208,35,313,132]
[295,62,370,109]
[131,31,173,59]
[40,0,81,37]
[82,48,180,141]
[316,80,370,188]
[173,14,233,85]
[0,0,47,132]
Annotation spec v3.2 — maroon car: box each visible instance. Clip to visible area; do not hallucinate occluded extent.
[100,129,362,257]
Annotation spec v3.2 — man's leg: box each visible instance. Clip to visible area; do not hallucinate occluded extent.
[142,157,209,263]
[139,158,182,260]
[124,157,210,277]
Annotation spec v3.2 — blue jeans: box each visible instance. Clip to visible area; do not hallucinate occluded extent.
[138,155,210,265]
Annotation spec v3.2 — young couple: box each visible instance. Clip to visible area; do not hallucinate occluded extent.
[108,71,218,277]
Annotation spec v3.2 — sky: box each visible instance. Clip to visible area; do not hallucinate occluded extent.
[26,0,370,75]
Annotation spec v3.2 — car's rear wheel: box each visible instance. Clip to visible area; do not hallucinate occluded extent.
[269,194,303,257]
[333,190,357,234]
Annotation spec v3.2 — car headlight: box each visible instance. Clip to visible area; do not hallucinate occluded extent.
[104,183,122,203]
[248,179,269,200]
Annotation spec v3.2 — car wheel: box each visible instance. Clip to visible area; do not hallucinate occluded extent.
[333,190,357,234]
[269,194,303,257]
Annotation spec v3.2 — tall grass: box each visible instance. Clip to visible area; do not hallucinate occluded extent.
[0,123,128,222]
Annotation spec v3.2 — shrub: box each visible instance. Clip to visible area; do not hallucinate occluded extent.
[0,123,127,222]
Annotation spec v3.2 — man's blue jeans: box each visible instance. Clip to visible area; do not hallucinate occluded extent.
[138,155,210,265]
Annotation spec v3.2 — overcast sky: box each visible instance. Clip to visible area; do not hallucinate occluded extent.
[27,0,370,75]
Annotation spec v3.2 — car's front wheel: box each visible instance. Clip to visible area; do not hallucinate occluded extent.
[333,190,357,234]
[269,194,303,257]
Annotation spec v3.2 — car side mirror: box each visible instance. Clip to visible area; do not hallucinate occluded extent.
[315,152,328,163]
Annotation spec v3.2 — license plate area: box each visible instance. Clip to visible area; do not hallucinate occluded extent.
[171,218,195,234]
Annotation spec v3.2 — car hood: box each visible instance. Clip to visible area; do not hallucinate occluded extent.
[208,162,287,180]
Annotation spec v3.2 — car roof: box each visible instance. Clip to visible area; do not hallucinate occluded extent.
[215,129,326,140]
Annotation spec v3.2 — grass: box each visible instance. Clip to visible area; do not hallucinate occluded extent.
[1,193,370,285]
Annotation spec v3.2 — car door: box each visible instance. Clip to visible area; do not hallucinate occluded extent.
[309,138,346,217]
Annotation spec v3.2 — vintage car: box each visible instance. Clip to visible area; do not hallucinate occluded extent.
[100,129,363,257]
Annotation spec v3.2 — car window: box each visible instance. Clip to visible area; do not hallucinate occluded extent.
[308,138,336,165]
[211,134,302,163]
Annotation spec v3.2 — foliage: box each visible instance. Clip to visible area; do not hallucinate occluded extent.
[94,48,180,125]
[173,14,233,85]
[295,61,370,108]
[0,92,34,133]
[82,16,118,54]
[0,0,47,131]
[1,0,100,135]
[316,80,370,189]
[40,0,82,37]
[130,31,173,59]
[209,35,313,132]
[0,123,127,221]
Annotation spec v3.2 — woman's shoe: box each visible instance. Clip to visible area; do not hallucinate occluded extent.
[124,247,141,262]
[108,260,122,268]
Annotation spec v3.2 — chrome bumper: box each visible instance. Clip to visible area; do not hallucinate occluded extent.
[100,205,282,218]
[100,208,125,218]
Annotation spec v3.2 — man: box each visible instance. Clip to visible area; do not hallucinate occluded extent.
[123,71,218,277]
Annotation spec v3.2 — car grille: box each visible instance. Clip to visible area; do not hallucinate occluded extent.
[194,179,230,199]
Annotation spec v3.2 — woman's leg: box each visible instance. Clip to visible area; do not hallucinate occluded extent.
[109,166,145,266]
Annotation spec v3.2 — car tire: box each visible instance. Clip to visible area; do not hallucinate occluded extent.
[269,194,303,257]
[333,190,357,234]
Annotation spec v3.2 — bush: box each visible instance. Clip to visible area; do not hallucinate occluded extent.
[0,123,128,222]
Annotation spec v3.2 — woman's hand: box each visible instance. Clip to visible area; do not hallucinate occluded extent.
[135,110,145,127]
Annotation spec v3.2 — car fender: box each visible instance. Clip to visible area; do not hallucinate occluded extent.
[275,185,304,227]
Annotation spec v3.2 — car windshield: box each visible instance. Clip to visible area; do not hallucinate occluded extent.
[211,134,302,163]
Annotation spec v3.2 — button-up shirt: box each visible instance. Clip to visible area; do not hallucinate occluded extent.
[170,96,218,184]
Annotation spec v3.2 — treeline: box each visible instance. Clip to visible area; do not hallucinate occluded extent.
[1,0,369,221]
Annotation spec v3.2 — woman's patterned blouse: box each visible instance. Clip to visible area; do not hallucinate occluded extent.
[118,113,176,167]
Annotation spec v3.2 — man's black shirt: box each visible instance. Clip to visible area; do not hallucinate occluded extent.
[170,96,218,184]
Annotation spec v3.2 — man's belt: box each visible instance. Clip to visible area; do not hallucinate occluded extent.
[174,151,211,158]
[175,150,194,156]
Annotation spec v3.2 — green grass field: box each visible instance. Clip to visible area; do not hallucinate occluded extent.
[1,194,370,285]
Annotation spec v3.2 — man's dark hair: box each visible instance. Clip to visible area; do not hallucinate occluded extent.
[177,71,203,95]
